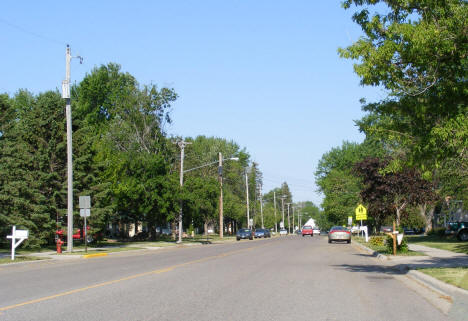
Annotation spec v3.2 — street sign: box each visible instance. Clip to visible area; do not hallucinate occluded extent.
[80,208,91,217]
[348,216,352,225]
[280,221,284,228]
[79,196,91,209]
[355,204,367,220]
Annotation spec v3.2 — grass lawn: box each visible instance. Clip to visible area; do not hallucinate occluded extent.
[419,267,468,291]
[354,236,424,256]
[0,256,47,264]
[62,246,146,255]
[406,235,468,255]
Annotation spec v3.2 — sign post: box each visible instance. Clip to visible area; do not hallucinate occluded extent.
[355,204,368,241]
[79,196,91,253]
[6,226,29,260]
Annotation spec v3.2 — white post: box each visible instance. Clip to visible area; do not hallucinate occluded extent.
[259,185,264,229]
[245,171,250,229]
[64,45,74,252]
[273,192,277,233]
[11,225,16,260]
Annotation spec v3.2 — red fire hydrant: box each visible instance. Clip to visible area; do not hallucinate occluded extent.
[56,239,64,254]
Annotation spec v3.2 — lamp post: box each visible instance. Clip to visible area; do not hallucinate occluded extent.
[286,203,291,234]
[179,154,238,242]
[280,195,286,230]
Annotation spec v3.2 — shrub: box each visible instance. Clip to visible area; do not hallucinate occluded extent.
[370,236,385,247]
[385,235,409,254]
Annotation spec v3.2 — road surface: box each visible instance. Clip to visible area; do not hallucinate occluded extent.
[0,236,450,321]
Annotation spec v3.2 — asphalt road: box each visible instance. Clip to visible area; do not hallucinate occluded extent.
[0,236,450,321]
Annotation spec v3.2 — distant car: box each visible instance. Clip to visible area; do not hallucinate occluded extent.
[328,226,351,244]
[279,228,288,236]
[255,228,271,238]
[319,230,329,236]
[301,225,313,237]
[295,229,302,235]
[403,227,415,235]
[236,228,253,241]
[380,226,393,233]
[446,222,468,241]
[313,227,320,235]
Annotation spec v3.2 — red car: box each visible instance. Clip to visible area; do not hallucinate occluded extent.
[302,225,313,237]
[56,226,93,242]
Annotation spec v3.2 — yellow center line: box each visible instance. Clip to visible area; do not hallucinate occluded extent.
[0,241,273,312]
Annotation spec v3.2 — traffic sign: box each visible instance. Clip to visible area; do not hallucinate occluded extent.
[79,196,91,209]
[80,208,91,217]
[355,204,367,220]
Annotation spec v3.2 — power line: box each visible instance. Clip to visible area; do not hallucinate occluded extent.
[0,17,65,46]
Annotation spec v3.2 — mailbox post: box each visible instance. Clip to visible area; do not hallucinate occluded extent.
[6,226,29,260]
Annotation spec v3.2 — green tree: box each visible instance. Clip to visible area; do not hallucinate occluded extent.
[0,91,67,248]
[340,0,468,215]
[315,141,384,226]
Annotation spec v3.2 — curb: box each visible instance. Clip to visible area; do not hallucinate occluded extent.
[352,241,388,260]
[354,242,468,298]
[407,269,468,297]
[82,253,108,259]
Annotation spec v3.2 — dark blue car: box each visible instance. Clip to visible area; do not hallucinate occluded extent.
[236,228,253,241]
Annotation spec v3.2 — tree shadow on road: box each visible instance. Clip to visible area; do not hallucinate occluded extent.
[334,255,468,276]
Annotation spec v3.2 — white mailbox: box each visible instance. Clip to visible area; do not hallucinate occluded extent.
[6,226,29,260]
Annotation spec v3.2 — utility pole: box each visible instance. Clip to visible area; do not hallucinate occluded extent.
[280,195,286,229]
[273,192,278,233]
[259,184,264,229]
[245,171,250,229]
[176,140,191,243]
[286,203,291,234]
[292,206,295,232]
[62,44,82,252]
[218,152,224,238]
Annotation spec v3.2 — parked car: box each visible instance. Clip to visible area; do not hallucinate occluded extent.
[403,227,416,235]
[279,228,288,236]
[254,228,271,238]
[301,225,313,237]
[56,226,94,243]
[313,227,321,235]
[445,222,468,241]
[236,228,253,241]
[328,226,351,244]
[380,226,393,233]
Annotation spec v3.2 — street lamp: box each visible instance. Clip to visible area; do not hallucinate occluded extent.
[177,153,238,243]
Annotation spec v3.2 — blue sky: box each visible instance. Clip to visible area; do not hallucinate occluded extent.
[1,0,386,206]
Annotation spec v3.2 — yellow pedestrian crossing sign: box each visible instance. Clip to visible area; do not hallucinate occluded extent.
[355,204,367,220]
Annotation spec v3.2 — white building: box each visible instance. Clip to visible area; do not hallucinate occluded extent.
[303,218,316,228]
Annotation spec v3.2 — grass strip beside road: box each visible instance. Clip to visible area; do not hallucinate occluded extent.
[0,256,47,264]
[406,235,468,255]
[419,267,468,291]
[354,236,424,256]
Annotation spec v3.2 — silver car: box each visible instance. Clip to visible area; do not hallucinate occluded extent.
[328,226,351,244]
